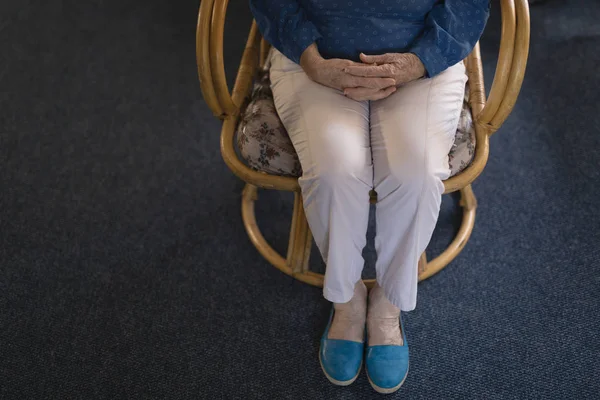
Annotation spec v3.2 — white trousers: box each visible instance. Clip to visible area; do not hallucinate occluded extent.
[269,50,467,311]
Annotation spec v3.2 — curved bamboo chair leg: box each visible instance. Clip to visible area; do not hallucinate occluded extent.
[287,192,312,275]
[419,185,477,281]
[242,184,324,286]
[242,183,477,288]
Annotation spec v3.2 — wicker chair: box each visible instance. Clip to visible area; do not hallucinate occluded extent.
[196,0,530,288]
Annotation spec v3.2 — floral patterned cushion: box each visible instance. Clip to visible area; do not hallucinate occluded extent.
[237,68,476,178]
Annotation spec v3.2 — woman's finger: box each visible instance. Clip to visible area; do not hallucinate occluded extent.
[345,89,393,101]
[344,91,369,101]
[343,64,394,77]
[344,87,377,98]
[343,75,396,89]
[359,52,394,64]
[344,86,396,101]
[367,85,397,100]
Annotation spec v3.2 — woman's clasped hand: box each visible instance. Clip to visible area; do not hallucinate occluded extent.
[299,44,426,101]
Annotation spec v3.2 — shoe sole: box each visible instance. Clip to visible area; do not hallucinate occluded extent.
[318,351,362,386]
[366,363,409,394]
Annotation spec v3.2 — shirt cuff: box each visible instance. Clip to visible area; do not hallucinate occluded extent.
[288,20,322,64]
[409,38,447,78]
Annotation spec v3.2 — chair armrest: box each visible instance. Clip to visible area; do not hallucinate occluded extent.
[478,0,530,134]
[196,0,261,120]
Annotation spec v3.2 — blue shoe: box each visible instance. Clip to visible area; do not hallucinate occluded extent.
[319,308,364,386]
[365,316,409,394]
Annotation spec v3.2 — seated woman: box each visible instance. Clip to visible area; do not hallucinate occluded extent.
[250,0,490,394]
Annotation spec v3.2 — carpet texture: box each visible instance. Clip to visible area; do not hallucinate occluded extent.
[1,0,599,398]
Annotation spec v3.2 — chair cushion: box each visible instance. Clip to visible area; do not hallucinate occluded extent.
[237,68,476,178]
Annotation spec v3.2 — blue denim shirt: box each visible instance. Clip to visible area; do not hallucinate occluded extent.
[249,0,490,77]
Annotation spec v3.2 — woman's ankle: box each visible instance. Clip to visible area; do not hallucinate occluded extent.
[327,281,367,342]
[367,285,403,346]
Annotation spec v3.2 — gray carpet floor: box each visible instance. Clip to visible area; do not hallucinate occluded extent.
[1,0,599,398]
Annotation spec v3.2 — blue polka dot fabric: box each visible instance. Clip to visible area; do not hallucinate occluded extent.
[250,0,490,77]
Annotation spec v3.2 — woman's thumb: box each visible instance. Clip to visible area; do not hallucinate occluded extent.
[360,53,379,63]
